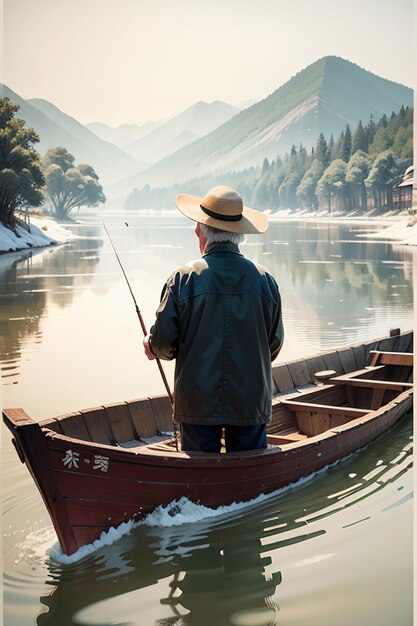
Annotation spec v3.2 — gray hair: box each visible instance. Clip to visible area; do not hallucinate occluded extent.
[200,223,244,245]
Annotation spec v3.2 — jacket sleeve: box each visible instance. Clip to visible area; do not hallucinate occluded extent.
[269,278,284,362]
[149,273,180,361]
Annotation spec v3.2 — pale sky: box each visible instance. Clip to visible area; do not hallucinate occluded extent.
[2,0,414,127]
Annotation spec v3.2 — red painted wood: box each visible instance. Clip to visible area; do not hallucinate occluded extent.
[3,332,412,555]
[72,526,109,547]
[3,413,79,555]
[57,393,411,553]
[65,499,154,526]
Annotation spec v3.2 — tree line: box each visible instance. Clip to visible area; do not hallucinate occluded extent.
[253,105,412,213]
[126,105,413,214]
[0,98,105,230]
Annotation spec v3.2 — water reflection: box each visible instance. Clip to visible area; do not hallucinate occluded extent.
[38,515,283,626]
[0,218,413,374]
[2,216,413,626]
[0,250,48,379]
[35,417,412,626]
[1,215,413,417]
[0,231,104,380]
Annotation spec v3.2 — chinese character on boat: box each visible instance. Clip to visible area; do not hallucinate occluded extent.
[93,455,109,472]
[62,450,80,469]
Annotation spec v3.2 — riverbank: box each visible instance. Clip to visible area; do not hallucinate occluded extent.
[268,208,417,245]
[363,219,417,245]
[0,215,74,254]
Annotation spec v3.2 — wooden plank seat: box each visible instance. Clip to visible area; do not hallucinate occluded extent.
[327,377,412,392]
[327,376,413,410]
[282,401,367,418]
[267,432,308,446]
[321,365,384,382]
[369,351,413,368]
[281,399,368,436]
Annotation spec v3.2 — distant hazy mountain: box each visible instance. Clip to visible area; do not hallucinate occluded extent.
[124,100,240,163]
[85,120,160,148]
[110,56,413,198]
[236,99,257,109]
[1,88,147,187]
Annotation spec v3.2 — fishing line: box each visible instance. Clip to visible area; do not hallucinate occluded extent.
[102,219,177,448]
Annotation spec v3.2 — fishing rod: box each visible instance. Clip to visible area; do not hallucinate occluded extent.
[102,220,175,413]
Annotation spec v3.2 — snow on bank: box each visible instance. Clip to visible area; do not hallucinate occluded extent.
[0,215,74,253]
[363,219,417,246]
[268,208,417,246]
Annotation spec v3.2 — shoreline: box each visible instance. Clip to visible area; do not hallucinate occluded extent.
[0,215,75,255]
[1,209,415,254]
[267,210,417,245]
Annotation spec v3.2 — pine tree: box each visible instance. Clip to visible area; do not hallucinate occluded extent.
[381,113,388,128]
[335,130,345,160]
[262,157,270,175]
[327,134,335,163]
[342,124,352,162]
[368,126,391,155]
[352,120,368,153]
[315,133,328,164]
[365,114,376,145]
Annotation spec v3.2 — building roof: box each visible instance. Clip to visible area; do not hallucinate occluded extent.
[396,165,413,188]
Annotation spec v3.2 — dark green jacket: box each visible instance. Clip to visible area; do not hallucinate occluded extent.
[150,241,284,425]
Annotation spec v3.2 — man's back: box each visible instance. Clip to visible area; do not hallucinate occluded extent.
[144,185,284,451]
[151,241,283,425]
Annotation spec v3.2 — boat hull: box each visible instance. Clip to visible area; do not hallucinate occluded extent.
[3,388,412,555]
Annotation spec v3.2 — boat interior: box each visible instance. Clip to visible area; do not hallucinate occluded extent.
[40,334,413,451]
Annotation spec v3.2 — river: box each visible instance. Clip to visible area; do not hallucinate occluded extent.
[1,213,414,626]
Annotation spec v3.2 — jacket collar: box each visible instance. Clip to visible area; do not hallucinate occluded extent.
[203,241,242,256]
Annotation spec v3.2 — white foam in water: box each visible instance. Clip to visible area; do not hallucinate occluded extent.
[48,520,135,565]
[17,526,57,565]
[143,493,272,527]
[47,468,334,564]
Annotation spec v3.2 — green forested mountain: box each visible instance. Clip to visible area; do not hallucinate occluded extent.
[125,105,413,213]
[112,56,413,198]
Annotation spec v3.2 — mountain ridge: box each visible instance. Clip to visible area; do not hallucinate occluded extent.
[1,88,147,187]
[86,120,160,147]
[109,56,413,198]
[124,100,240,163]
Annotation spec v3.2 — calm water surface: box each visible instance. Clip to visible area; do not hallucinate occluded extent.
[1,213,414,626]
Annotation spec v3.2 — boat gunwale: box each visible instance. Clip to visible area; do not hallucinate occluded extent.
[2,329,412,556]
[30,386,413,466]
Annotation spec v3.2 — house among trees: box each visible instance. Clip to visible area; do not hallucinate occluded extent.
[392,165,414,211]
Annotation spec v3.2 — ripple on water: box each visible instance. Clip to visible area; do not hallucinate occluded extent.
[2,416,412,626]
[42,415,413,567]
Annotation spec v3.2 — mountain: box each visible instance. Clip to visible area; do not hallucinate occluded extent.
[236,99,257,109]
[1,87,147,187]
[124,100,240,163]
[110,56,413,198]
[85,120,160,148]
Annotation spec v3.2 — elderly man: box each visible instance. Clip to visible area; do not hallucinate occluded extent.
[143,186,284,453]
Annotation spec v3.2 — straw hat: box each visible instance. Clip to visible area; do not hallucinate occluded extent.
[175,186,268,234]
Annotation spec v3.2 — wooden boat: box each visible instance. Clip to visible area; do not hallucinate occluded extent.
[3,329,413,556]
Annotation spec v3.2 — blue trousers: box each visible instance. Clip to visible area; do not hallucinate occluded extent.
[180,423,267,453]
